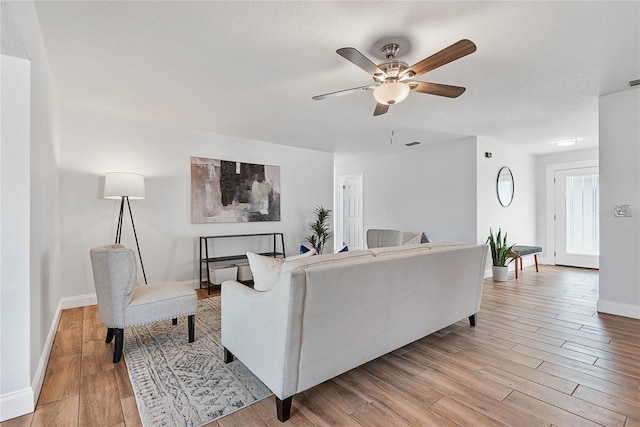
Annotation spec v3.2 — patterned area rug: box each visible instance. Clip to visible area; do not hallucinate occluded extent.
[124,297,272,427]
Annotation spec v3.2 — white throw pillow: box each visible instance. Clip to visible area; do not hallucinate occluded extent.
[247,250,315,291]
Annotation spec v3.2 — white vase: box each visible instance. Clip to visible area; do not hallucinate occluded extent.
[492,265,509,282]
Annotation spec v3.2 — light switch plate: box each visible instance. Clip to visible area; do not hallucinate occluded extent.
[614,205,632,217]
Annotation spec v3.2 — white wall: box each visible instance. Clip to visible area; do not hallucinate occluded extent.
[476,137,536,273]
[1,1,62,420]
[534,148,598,263]
[599,87,640,319]
[335,137,478,245]
[0,54,33,419]
[59,105,334,297]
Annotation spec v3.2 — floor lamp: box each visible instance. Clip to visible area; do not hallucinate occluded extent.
[104,172,148,284]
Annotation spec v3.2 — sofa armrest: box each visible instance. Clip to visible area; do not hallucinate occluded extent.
[221,274,306,399]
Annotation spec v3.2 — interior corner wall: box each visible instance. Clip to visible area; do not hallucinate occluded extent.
[59,105,334,298]
[599,87,640,319]
[2,0,62,420]
[334,137,478,244]
[0,54,33,420]
[476,137,536,272]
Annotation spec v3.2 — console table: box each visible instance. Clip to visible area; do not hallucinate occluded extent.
[199,233,285,294]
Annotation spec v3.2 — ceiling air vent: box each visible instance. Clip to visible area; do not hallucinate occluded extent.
[405,141,421,147]
[630,79,640,87]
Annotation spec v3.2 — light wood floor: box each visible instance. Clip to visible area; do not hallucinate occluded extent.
[3,266,640,426]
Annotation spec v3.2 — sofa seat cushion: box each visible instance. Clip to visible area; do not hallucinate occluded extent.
[125,282,197,327]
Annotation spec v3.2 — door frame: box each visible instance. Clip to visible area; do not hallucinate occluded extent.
[545,159,599,266]
[336,173,364,251]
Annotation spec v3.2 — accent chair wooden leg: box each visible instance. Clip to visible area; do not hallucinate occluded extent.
[276,396,293,422]
[515,259,519,279]
[113,328,124,363]
[223,347,234,363]
[106,327,115,343]
[534,254,539,272]
[469,314,477,327]
[172,318,178,325]
[188,315,195,343]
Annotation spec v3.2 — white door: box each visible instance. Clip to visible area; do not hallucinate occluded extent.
[554,167,599,268]
[341,176,364,250]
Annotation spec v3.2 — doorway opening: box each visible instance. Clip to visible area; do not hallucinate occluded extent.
[338,174,364,250]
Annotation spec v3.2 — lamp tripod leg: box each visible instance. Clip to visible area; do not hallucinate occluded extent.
[126,197,147,284]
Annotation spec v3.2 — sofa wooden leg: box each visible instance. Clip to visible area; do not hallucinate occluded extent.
[113,328,124,363]
[469,314,477,327]
[276,396,293,422]
[188,315,195,343]
[105,327,115,343]
[172,318,178,325]
[534,254,539,272]
[223,347,234,363]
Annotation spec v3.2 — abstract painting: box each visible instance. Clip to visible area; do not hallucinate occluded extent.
[190,157,281,223]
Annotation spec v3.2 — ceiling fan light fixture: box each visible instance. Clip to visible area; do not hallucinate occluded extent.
[373,81,410,105]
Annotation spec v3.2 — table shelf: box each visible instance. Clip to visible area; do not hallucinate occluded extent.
[199,233,285,294]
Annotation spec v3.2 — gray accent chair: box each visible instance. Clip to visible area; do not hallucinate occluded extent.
[366,229,430,248]
[89,244,197,362]
[366,229,404,248]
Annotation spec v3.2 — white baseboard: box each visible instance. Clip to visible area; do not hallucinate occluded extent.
[2,293,99,422]
[0,388,34,422]
[2,281,201,421]
[597,299,640,319]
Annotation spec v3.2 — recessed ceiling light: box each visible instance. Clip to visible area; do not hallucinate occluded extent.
[554,138,578,147]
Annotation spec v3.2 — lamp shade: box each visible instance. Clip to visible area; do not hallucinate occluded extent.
[373,82,410,105]
[104,172,146,200]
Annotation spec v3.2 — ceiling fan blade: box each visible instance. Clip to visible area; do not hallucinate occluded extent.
[312,85,375,101]
[337,47,386,77]
[411,82,466,98]
[373,103,389,116]
[401,39,476,78]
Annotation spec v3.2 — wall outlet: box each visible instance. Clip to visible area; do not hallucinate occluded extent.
[614,205,632,217]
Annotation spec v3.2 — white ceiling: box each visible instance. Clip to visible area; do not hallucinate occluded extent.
[32,1,640,162]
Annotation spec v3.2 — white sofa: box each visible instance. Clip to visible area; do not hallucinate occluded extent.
[221,241,488,422]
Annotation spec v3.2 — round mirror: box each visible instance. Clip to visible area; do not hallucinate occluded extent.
[497,166,514,207]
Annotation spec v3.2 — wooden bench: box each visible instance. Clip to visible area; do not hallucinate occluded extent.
[509,245,542,279]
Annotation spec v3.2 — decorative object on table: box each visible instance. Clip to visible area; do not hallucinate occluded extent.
[190,157,280,223]
[496,166,514,207]
[90,245,197,363]
[104,171,148,283]
[305,205,333,254]
[486,228,516,282]
[337,245,349,253]
[125,297,271,426]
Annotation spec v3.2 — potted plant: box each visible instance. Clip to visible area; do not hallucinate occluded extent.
[305,205,333,254]
[486,228,516,282]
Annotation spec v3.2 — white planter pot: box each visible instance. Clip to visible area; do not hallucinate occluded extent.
[492,265,509,282]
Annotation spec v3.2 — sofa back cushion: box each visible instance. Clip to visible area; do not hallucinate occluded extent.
[247,250,316,291]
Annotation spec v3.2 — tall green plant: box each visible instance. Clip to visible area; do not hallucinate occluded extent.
[486,228,516,267]
[305,205,333,254]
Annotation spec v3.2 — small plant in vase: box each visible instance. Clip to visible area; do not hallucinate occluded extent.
[486,228,516,282]
[305,205,333,254]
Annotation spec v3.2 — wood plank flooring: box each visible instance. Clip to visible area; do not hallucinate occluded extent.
[3,266,640,426]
